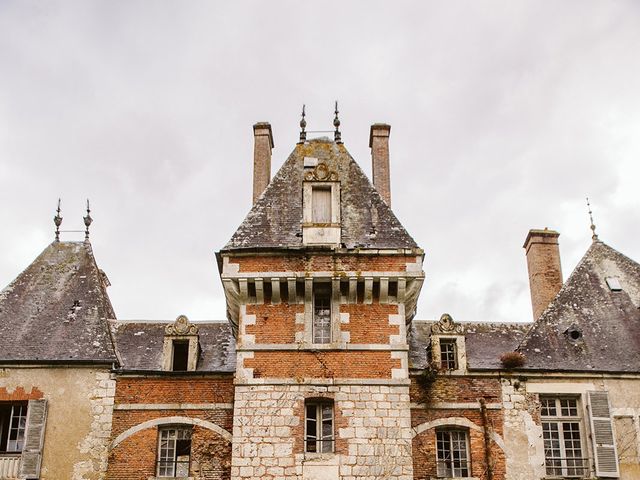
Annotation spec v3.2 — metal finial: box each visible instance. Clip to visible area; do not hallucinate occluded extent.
[299,104,307,143]
[586,197,598,241]
[333,100,342,143]
[53,198,62,241]
[83,199,93,240]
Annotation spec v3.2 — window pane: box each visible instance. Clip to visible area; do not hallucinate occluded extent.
[158,427,191,478]
[542,398,583,477]
[305,402,333,454]
[313,286,332,344]
[436,430,469,478]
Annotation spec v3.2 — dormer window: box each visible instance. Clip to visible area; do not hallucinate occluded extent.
[302,162,340,245]
[163,315,200,372]
[171,340,189,371]
[439,339,458,370]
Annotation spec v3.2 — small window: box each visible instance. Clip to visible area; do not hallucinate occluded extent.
[436,429,470,477]
[172,341,189,371]
[312,186,332,223]
[313,284,332,344]
[157,426,192,477]
[305,400,334,453]
[541,397,587,477]
[605,277,622,291]
[0,403,27,453]
[440,339,458,370]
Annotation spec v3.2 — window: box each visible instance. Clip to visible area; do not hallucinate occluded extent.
[311,186,332,223]
[436,429,470,477]
[440,339,458,370]
[541,397,587,477]
[305,400,333,453]
[313,284,332,344]
[0,403,27,453]
[171,341,189,371]
[157,426,191,477]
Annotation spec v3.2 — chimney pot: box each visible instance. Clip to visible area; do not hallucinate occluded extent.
[523,228,563,320]
[369,123,392,206]
[252,122,274,204]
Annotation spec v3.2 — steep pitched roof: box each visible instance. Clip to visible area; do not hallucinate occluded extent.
[223,137,418,251]
[409,320,529,370]
[517,240,640,372]
[112,321,235,373]
[0,241,117,363]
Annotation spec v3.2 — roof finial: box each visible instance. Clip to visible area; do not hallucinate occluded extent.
[83,199,93,241]
[299,104,307,143]
[586,197,598,242]
[54,198,62,242]
[333,100,342,144]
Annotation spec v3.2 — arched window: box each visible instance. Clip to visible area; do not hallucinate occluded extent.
[305,399,334,453]
[436,428,470,478]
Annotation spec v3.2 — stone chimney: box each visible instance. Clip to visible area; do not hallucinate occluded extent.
[523,228,563,320]
[369,123,391,206]
[252,122,274,203]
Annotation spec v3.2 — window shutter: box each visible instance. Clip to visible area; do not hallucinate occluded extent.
[19,399,48,479]
[588,391,619,478]
[312,188,332,223]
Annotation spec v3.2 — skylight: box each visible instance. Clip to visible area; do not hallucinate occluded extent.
[605,277,622,291]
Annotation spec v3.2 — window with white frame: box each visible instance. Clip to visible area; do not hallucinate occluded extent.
[0,403,27,453]
[305,400,334,453]
[439,339,458,370]
[436,429,470,477]
[541,397,587,477]
[312,284,332,344]
[157,426,192,477]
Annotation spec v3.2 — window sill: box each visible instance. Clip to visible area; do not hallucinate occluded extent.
[148,477,194,480]
[430,477,479,480]
[303,452,337,463]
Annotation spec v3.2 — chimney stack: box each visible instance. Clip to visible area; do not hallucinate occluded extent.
[369,123,391,206]
[252,122,274,203]
[523,228,563,320]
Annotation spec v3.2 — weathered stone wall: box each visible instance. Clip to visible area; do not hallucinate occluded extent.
[106,376,234,480]
[501,375,640,480]
[232,384,413,480]
[0,366,115,480]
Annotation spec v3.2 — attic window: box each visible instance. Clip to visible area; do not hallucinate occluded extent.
[172,341,189,371]
[605,277,622,291]
[312,186,332,224]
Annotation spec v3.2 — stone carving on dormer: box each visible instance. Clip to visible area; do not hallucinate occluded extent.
[165,314,199,336]
[431,313,464,335]
[304,162,338,182]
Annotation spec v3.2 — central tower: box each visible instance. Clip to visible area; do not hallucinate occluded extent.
[218,118,424,480]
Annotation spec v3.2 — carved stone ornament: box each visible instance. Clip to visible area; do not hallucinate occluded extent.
[431,313,464,335]
[165,314,199,336]
[304,162,338,182]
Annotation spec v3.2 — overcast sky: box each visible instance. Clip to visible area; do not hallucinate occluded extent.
[1,1,639,324]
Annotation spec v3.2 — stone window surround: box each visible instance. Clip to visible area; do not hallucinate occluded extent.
[162,315,200,372]
[302,180,341,246]
[430,335,467,375]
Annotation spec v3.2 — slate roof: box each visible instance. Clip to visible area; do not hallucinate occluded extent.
[408,320,529,370]
[112,321,236,373]
[223,137,418,251]
[0,241,117,363]
[517,240,640,372]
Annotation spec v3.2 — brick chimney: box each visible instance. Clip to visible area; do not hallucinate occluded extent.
[369,123,391,206]
[523,228,563,320]
[252,122,274,203]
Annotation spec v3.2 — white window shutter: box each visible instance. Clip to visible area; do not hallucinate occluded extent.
[588,391,620,478]
[19,399,48,479]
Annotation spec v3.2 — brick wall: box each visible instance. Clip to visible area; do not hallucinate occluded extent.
[245,351,401,379]
[0,386,44,400]
[108,376,234,480]
[246,303,304,343]
[341,302,399,344]
[233,254,416,273]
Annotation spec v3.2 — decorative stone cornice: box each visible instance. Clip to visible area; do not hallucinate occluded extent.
[165,315,199,336]
[304,162,338,182]
[431,313,464,335]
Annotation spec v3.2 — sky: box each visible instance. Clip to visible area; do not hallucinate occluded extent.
[1,1,639,323]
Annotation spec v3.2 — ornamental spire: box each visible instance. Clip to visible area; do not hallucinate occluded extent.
[53,198,62,241]
[586,197,598,242]
[333,101,342,144]
[84,199,93,241]
[299,104,307,143]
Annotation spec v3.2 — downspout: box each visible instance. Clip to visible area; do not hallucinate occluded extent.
[479,397,494,480]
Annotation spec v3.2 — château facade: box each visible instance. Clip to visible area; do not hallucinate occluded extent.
[1,116,639,480]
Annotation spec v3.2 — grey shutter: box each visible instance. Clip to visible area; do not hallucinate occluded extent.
[312,188,332,223]
[19,399,48,479]
[588,391,620,478]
